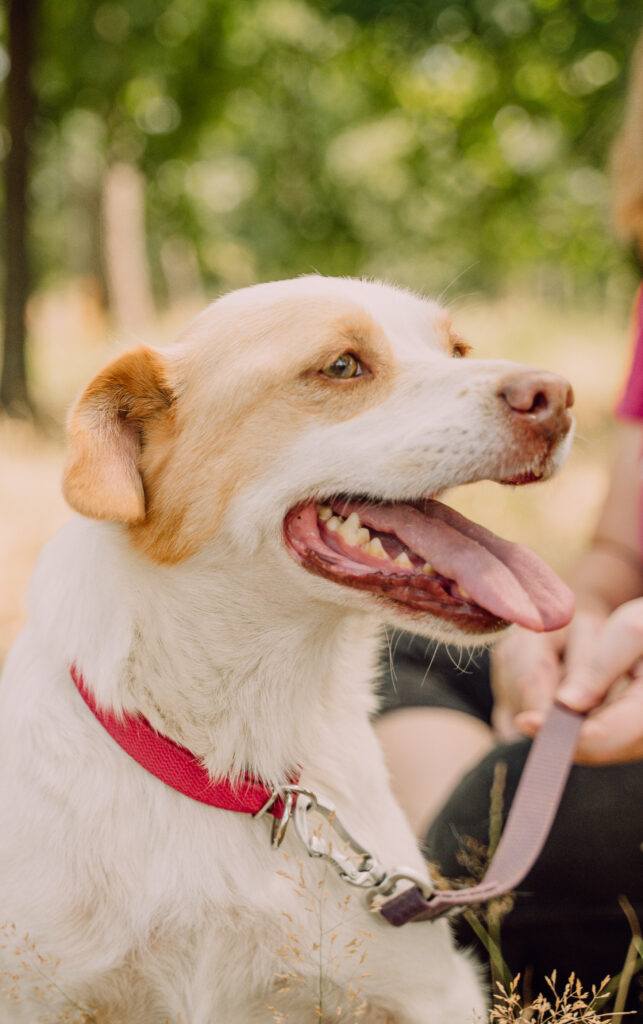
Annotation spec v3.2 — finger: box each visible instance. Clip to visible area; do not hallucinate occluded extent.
[574,680,643,764]
[514,709,544,739]
[517,680,643,764]
[491,629,564,737]
[547,624,571,657]
[514,641,563,714]
[561,610,606,675]
[557,601,643,711]
[492,702,522,741]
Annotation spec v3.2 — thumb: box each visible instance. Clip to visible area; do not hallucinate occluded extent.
[557,602,643,712]
[514,710,545,738]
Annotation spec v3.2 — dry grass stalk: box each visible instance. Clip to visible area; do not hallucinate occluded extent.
[0,920,105,1022]
[268,847,373,1022]
[0,922,188,1023]
[610,897,642,1021]
[450,761,515,995]
[486,971,632,1024]
[2,892,642,1023]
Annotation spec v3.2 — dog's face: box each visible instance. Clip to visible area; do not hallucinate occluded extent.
[63,276,574,643]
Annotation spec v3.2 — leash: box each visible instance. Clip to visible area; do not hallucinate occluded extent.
[70,666,583,925]
[379,702,584,924]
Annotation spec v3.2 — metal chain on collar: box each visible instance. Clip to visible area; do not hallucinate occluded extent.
[254,785,434,911]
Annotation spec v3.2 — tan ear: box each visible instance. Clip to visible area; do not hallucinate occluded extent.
[63,347,174,523]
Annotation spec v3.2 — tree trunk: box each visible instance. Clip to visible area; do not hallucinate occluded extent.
[1,0,36,417]
[102,162,156,340]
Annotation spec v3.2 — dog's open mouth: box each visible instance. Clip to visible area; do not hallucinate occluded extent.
[284,497,574,634]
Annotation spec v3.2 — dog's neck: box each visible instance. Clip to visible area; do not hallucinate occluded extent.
[125,562,382,784]
[33,517,382,784]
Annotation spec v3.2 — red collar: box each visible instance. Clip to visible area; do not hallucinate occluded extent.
[70,666,295,818]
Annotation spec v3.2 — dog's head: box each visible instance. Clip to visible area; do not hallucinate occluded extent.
[63,276,574,643]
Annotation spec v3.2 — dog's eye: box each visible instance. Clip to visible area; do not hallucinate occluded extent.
[321,353,362,379]
[448,329,471,359]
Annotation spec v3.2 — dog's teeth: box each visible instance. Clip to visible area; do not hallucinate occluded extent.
[455,584,470,600]
[393,552,412,568]
[421,563,434,574]
[337,512,363,545]
[317,505,333,521]
[356,527,371,546]
[326,516,342,531]
[365,537,387,559]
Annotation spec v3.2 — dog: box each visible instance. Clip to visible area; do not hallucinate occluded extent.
[0,275,574,1023]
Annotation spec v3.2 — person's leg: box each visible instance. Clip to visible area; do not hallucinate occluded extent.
[426,741,643,1011]
[375,707,493,836]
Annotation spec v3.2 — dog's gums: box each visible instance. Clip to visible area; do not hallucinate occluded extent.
[284,498,574,634]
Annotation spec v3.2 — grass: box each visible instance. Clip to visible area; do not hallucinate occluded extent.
[0,921,106,1023]
[1,914,640,1023]
[270,853,373,1021]
[457,764,643,1023]
[486,972,629,1023]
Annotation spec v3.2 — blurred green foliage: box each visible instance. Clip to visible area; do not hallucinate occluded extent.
[2,0,641,300]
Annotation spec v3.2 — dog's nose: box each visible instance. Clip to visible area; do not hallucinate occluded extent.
[498,371,574,433]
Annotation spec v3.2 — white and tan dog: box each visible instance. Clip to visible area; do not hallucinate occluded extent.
[0,276,574,1023]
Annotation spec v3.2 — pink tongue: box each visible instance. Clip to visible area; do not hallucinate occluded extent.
[351,500,574,632]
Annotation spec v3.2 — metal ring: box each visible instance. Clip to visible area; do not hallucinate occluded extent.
[270,790,295,848]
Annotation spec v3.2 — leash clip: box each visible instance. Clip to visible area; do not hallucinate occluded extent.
[253,785,298,848]
[366,868,434,909]
[256,785,434,917]
[291,789,387,889]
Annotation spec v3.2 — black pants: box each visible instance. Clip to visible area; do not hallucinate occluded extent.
[379,633,643,1011]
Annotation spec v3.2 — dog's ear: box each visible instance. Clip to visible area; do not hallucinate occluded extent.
[63,347,174,523]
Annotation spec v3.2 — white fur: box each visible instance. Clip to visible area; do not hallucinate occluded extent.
[0,276,570,1023]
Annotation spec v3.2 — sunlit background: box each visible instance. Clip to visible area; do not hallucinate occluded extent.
[1,0,641,661]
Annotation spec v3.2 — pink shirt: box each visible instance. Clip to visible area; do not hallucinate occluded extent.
[614,285,643,556]
[616,285,643,422]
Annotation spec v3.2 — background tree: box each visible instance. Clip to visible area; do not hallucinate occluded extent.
[1,0,641,418]
[1,0,37,416]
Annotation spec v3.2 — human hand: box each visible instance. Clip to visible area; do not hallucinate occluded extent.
[516,598,643,764]
[490,623,567,741]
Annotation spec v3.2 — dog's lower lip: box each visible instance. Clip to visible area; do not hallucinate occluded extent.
[496,437,564,486]
[499,471,542,485]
